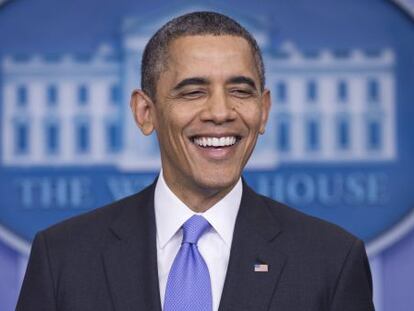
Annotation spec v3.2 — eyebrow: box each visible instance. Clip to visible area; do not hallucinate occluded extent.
[226,76,257,90]
[172,77,209,91]
[172,75,257,91]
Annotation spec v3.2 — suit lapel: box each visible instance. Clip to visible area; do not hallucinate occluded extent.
[219,182,287,311]
[102,184,162,311]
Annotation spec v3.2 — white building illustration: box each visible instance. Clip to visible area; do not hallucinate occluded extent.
[0,11,396,170]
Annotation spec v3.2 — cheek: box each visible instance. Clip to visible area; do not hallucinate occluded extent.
[157,105,180,130]
[157,107,192,144]
[155,110,177,144]
[233,102,263,129]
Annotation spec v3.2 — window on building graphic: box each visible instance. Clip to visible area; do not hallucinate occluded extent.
[110,84,120,105]
[107,122,121,152]
[337,80,348,102]
[276,81,287,103]
[14,122,29,154]
[45,123,59,154]
[337,119,350,150]
[367,79,380,103]
[76,123,90,153]
[78,85,88,105]
[277,120,290,152]
[367,120,382,150]
[17,86,28,106]
[47,85,58,106]
[306,120,320,151]
[306,80,317,102]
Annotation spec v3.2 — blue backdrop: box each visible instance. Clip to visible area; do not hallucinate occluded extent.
[0,1,413,310]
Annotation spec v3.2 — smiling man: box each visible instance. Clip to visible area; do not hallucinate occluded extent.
[17,12,375,311]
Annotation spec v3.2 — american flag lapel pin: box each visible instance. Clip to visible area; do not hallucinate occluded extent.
[254,263,269,272]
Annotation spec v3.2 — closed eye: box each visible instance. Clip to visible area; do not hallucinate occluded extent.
[181,90,207,99]
[230,88,255,98]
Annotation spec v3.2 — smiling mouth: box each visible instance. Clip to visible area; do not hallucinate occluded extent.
[190,136,241,148]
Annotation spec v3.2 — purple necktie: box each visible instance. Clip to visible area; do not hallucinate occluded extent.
[163,215,213,311]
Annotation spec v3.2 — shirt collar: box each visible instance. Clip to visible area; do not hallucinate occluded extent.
[154,172,242,249]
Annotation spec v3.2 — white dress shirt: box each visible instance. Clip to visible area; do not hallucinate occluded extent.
[154,173,242,311]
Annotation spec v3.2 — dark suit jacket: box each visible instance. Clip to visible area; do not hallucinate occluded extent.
[16,180,375,311]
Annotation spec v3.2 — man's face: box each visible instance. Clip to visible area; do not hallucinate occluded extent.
[137,35,270,198]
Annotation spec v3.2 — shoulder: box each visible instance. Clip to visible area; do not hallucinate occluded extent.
[254,190,362,257]
[246,190,374,309]
[266,193,355,237]
[37,182,155,250]
[256,192,372,291]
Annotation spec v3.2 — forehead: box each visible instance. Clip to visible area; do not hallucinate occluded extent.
[162,35,259,82]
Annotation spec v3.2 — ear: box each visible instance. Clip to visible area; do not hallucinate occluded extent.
[130,90,156,136]
[259,88,271,135]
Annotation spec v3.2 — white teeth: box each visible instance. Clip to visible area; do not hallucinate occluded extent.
[193,136,237,147]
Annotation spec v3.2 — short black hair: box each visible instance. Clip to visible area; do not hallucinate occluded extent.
[141,11,265,101]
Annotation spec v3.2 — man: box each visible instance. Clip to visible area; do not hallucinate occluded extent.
[17,11,375,311]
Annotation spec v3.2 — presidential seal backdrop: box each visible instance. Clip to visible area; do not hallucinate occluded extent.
[0,1,413,310]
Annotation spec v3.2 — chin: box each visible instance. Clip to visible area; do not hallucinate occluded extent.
[193,170,240,192]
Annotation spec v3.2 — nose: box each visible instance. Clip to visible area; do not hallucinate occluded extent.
[199,89,236,124]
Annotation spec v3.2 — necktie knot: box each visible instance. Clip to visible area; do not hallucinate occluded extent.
[182,215,210,244]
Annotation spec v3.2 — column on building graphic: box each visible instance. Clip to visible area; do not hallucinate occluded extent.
[1,45,124,166]
[117,16,162,170]
[263,42,396,164]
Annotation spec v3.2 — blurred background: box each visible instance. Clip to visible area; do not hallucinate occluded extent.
[0,0,413,310]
